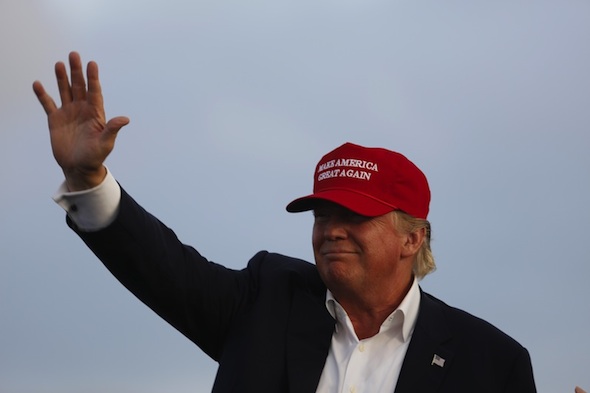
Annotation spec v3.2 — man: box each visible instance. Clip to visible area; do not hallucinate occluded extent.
[34,52,537,392]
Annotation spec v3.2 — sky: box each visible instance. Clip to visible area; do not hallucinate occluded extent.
[1,0,589,392]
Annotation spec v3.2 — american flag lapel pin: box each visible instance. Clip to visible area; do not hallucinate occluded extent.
[431,354,446,368]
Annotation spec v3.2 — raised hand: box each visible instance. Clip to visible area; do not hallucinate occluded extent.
[33,52,129,191]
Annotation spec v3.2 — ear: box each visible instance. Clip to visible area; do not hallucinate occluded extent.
[401,227,426,259]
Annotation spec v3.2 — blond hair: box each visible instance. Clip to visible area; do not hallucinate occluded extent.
[392,211,436,279]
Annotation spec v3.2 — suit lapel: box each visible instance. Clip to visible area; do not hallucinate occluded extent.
[286,282,335,393]
[394,290,454,393]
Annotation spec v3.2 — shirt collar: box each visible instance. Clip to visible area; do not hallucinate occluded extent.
[325,276,421,342]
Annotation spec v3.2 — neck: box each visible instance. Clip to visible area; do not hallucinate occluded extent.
[333,275,414,340]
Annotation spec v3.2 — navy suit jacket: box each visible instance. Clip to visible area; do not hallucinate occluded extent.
[71,188,536,392]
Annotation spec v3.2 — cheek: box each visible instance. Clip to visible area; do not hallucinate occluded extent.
[311,225,322,253]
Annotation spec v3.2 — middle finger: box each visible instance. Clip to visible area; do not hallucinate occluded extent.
[69,52,87,101]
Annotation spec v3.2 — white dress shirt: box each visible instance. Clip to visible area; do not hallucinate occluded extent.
[316,278,420,393]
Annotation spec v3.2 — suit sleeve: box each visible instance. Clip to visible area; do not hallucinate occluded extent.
[68,187,258,361]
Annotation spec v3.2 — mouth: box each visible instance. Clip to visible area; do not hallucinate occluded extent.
[320,249,355,257]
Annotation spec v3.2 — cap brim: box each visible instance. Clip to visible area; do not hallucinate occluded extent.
[286,189,398,217]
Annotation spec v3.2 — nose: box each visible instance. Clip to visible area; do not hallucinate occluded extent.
[320,216,348,240]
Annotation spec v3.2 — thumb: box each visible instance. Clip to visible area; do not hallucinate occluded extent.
[104,116,130,135]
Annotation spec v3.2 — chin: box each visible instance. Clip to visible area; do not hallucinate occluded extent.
[318,263,356,289]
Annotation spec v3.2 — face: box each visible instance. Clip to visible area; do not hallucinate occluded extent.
[312,201,416,299]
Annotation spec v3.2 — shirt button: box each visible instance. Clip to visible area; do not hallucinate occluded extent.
[70,204,78,212]
[358,343,365,352]
[349,386,357,393]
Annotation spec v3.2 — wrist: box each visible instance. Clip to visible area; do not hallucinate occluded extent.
[64,166,107,191]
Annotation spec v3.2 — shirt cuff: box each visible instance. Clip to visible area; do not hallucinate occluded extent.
[52,168,121,231]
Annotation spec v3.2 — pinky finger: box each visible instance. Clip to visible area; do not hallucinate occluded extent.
[32,81,58,115]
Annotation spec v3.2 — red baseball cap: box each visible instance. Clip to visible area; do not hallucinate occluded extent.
[286,142,430,218]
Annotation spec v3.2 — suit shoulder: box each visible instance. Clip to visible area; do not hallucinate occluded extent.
[421,291,525,350]
[248,251,317,273]
[246,251,323,285]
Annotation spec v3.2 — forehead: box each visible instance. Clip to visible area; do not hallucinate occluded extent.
[312,200,359,214]
[313,200,396,223]
[312,202,401,238]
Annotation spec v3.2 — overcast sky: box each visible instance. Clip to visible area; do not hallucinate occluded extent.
[1,1,589,392]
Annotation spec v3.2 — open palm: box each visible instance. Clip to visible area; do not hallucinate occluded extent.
[33,52,129,190]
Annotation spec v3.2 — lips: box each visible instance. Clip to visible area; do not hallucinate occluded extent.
[320,249,355,256]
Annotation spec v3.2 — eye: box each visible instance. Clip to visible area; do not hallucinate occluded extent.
[346,211,370,224]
